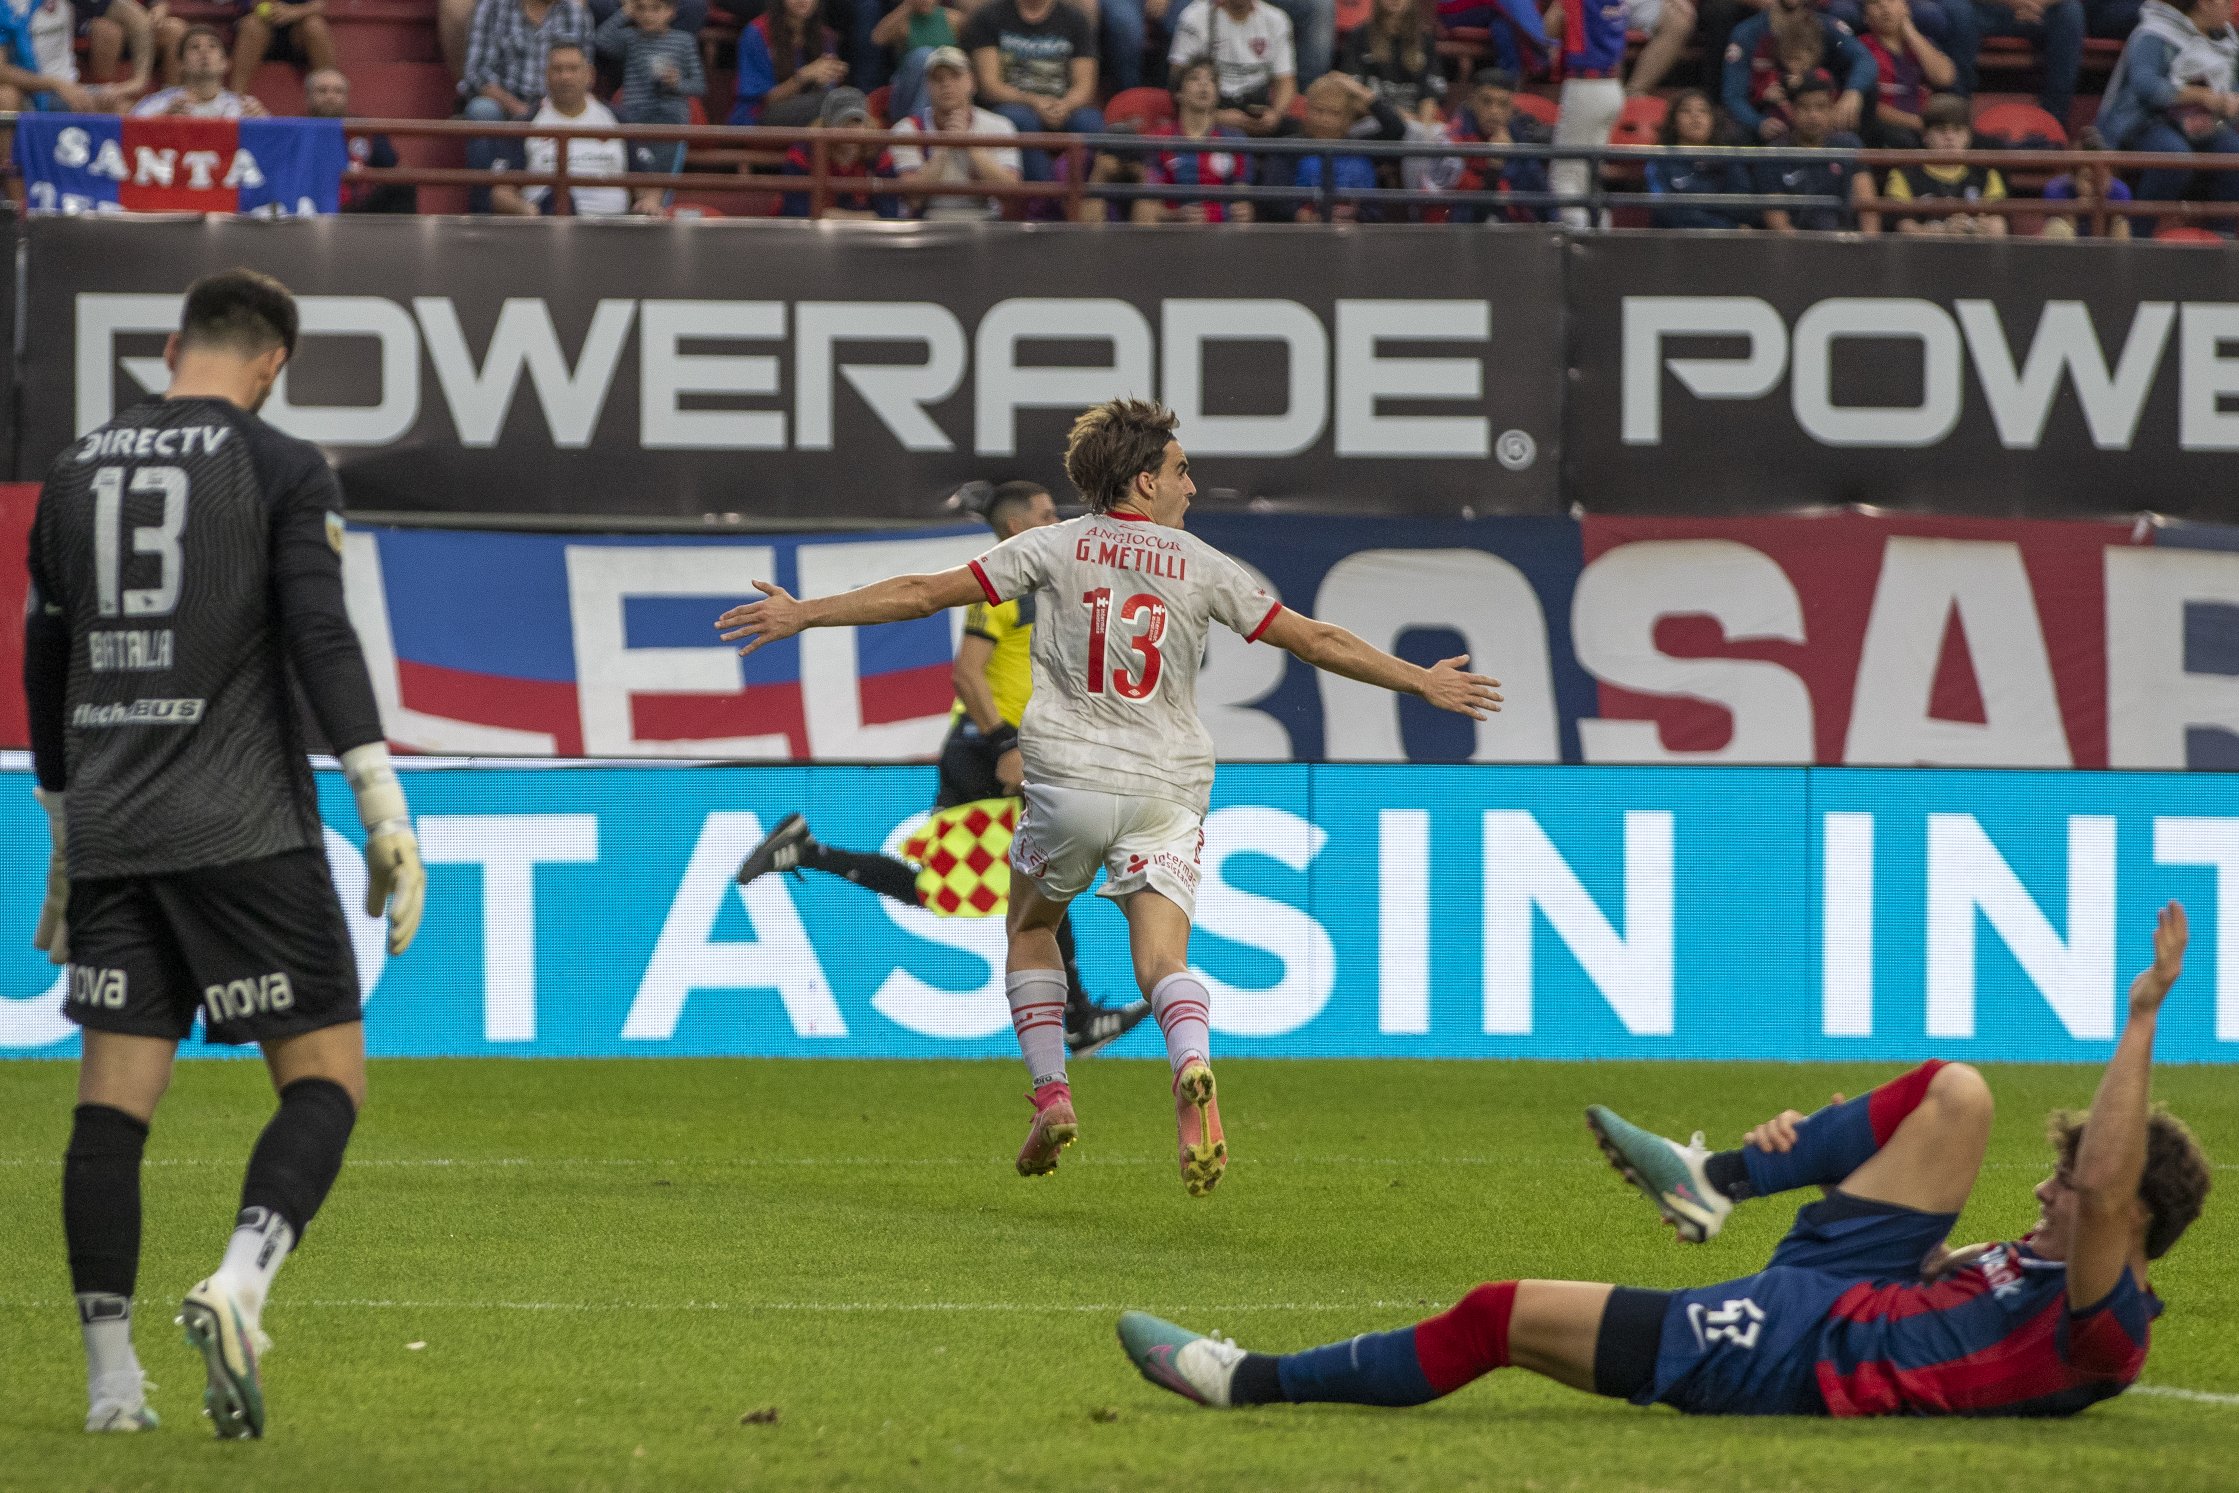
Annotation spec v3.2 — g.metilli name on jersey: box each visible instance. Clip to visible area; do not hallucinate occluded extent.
[88,628,174,672]
[71,698,205,727]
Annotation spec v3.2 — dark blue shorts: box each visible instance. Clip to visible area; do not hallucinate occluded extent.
[1639,1192,1960,1416]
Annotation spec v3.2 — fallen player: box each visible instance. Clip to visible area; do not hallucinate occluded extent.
[1121,902,2210,1417]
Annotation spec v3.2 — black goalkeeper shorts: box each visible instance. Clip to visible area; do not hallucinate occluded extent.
[65,847,363,1046]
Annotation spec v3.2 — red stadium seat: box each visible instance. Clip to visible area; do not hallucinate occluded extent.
[866,84,891,125]
[1336,0,1372,30]
[2154,225,2226,243]
[1973,99,2066,147]
[1105,85,1174,131]
[1511,91,1558,126]
[1609,92,1665,145]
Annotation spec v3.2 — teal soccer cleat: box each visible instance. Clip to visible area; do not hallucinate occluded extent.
[179,1278,268,1439]
[1586,1104,1734,1243]
[1118,1312,1247,1407]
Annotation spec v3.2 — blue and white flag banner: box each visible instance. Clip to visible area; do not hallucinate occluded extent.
[1,763,2232,1062]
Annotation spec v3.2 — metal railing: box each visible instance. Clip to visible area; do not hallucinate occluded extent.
[66,112,2239,230]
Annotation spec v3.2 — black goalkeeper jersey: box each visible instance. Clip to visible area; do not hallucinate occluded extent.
[25,396,386,880]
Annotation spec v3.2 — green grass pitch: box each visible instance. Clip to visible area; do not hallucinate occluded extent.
[0,1058,2233,1492]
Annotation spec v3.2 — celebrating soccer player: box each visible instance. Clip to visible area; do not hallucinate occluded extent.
[27,269,426,1438]
[717,398,1501,1196]
[1119,901,2210,1414]
[734,479,1151,1059]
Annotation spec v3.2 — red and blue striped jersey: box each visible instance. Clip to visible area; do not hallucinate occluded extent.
[1144,122,1253,222]
[1814,1244,2158,1417]
[1560,0,1628,75]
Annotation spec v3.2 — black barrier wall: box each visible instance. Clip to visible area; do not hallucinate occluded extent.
[18,215,2235,522]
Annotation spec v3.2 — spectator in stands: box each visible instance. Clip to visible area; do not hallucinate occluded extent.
[1946,0,2085,123]
[963,0,1103,180]
[2040,123,2134,233]
[733,0,847,124]
[779,85,903,214]
[229,0,337,95]
[1290,69,1403,219]
[595,0,702,211]
[0,0,138,112]
[1754,70,1863,228]
[1089,0,1169,93]
[2097,0,2239,216]
[490,39,632,212]
[305,66,418,211]
[1861,89,2006,229]
[1128,55,1255,218]
[1645,87,1755,224]
[890,44,1025,217]
[80,0,161,96]
[1340,0,1444,119]
[1434,65,1552,222]
[1167,0,1297,133]
[1751,8,1830,132]
[462,0,592,119]
[1858,0,1954,144]
[873,0,965,117]
[132,22,269,113]
[1725,0,1875,141]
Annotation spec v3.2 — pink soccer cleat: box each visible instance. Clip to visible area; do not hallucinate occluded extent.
[1174,1063,1226,1197]
[1016,1085,1079,1177]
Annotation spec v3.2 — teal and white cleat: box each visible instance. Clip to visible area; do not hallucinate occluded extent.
[178,1278,269,1439]
[1586,1105,1733,1243]
[1117,1312,1246,1408]
[85,1371,160,1433]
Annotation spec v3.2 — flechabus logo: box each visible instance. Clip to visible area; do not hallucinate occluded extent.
[71,699,206,727]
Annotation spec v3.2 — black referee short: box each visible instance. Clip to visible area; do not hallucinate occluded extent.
[935,721,1009,809]
[65,847,363,1046]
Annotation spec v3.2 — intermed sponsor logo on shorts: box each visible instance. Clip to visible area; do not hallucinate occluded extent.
[203,972,295,1025]
[71,698,205,727]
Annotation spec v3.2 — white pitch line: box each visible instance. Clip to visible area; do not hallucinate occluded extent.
[2133,1385,2239,1407]
[0,1297,1419,1316]
[3,1155,2220,1171]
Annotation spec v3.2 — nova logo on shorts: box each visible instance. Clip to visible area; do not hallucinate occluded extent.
[70,967,128,1009]
[1688,1297,1767,1351]
[203,972,295,1025]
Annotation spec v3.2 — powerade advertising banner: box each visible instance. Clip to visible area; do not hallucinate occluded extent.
[1,763,2232,1061]
[1566,234,2239,520]
[13,115,345,216]
[24,216,1566,520]
[5,493,2239,769]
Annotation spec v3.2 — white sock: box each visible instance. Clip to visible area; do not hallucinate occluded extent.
[1007,969,1070,1093]
[76,1293,140,1395]
[213,1206,295,1323]
[1149,971,1212,1082]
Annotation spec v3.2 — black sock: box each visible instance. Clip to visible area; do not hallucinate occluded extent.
[63,1104,148,1299]
[1704,1149,1755,1202]
[240,1078,358,1242]
[1229,1353,1286,1405]
[1054,914,1089,1012]
[801,844,923,907]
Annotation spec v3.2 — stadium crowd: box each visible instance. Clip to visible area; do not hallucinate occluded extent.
[2,0,2234,231]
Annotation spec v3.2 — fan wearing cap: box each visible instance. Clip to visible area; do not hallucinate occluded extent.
[1750,68,1867,232]
[890,45,1025,219]
[779,85,904,217]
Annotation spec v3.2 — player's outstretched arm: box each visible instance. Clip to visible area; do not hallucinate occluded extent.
[1257,608,1503,719]
[715,568,986,657]
[2067,901,2186,1309]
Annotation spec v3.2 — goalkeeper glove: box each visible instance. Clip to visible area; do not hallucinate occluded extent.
[33,787,67,966]
[342,743,424,955]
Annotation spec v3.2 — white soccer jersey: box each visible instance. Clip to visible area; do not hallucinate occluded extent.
[969,510,1281,813]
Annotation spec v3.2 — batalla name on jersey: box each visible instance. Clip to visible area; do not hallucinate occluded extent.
[1073,528,1188,580]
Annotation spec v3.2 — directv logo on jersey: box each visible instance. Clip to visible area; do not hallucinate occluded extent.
[71,698,205,727]
[203,972,296,1025]
[75,424,232,462]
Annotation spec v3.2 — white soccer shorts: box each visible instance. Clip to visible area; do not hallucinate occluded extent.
[1010,781,1206,920]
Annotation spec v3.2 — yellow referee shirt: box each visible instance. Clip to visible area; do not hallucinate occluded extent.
[954,593,1033,729]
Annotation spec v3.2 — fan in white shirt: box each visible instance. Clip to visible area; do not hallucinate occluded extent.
[716,398,1501,1199]
[129,24,268,117]
[490,41,630,216]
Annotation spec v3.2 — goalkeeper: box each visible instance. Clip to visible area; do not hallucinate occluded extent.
[736,481,1149,1056]
[26,269,425,1440]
